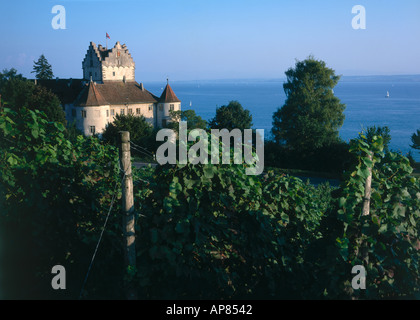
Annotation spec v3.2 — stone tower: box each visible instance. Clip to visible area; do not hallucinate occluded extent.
[157,79,181,128]
[82,41,135,83]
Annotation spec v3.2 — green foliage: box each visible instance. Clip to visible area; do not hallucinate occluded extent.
[272,56,346,151]
[365,125,391,153]
[411,129,420,153]
[323,132,420,299]
[0,106,124,299]
[0,72,66,124]
[168,109,207,132]
[208,101,253,131]
[0,68,25,93]
[265,139,354,176]
[1,96,419,300]
[102,113,155,160]
[134,161,328,299]
[31,54,54,80]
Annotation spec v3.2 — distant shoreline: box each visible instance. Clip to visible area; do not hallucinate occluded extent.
[141,74,420,85]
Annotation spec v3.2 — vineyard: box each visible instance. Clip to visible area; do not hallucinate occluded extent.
[1,106,419,299]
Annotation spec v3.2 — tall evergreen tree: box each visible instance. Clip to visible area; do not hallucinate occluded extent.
[31,54,54,80]
[272,57,346,151]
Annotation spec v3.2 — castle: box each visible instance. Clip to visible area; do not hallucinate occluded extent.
[37,41,181,136]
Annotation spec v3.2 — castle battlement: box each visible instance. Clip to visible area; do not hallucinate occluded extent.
[82,41,135,82]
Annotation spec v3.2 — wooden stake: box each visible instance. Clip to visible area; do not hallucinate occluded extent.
[119,131,137,299]
[362,153,373,216]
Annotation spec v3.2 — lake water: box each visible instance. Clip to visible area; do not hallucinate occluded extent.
[144,76,420,161]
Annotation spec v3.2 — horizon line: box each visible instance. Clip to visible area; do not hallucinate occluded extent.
[26,73,420,83]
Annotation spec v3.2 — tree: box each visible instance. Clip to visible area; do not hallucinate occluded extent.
[1,76,66,124]
[411,129,420,153]
[271,57,346,151]
[102,113,155,158]
[31,54,54,80]
[208,100,253,131]
[0,68,25,93]
[168,109,207,133]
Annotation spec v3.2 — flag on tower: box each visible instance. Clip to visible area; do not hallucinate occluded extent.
[106,33,110,39]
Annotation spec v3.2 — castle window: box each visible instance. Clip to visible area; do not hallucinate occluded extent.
[148,104,153,111]
[170,104,175,111]
[81,110,87,118]
[136,108,141,115]
[121,109,125,115]
[89,126,96,134]
[128,108,133,115]
[111,109,115,116]
[113,72,116,77]
[106,110,109,117]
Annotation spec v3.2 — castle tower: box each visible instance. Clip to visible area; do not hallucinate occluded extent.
[157,79,181,127]
[82,41,136,83]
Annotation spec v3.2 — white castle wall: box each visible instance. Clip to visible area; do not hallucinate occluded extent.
[66,103,156,136]
[157,102,181,127]
[102,66,135,82]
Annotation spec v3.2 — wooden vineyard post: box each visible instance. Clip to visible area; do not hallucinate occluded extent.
[119,131,137,300]
[362,152,373,216]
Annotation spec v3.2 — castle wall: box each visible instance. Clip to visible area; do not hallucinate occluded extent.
[66,102,155,136]
[157,102,181,128]
[102,66,135,82]
[101,42,135,82]
[82,44,102,82]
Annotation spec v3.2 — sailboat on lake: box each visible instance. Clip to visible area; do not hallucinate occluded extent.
[386,91,390,98]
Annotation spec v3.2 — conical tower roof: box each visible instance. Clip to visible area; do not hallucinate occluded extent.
[75,80,108,106]
[159,80,181,103]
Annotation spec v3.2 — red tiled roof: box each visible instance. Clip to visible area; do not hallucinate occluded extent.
[75,81,108,107]
[159,83,181,103]
[74,81,158,107]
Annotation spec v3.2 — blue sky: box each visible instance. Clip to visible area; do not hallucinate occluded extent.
[1,0,419,81]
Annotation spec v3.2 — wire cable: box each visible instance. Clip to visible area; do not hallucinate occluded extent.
[129,141,154,156]
[78,170,126,300]
[130,145,154,159]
